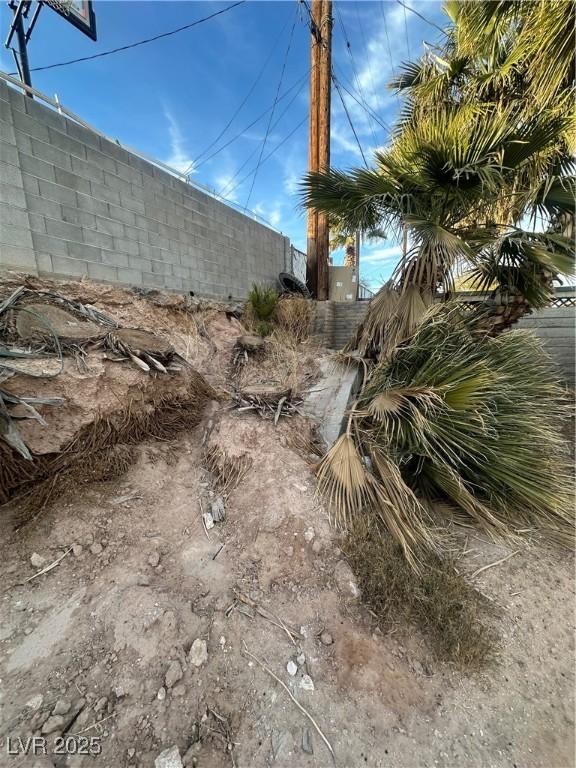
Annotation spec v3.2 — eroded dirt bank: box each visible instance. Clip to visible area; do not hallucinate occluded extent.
[0,276,573,768]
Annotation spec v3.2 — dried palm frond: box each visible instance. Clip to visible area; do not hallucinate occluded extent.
[232,384,302,422]
[203,444,252,496]
[1,371,215,522]
[316,303,574,565]
[104,327,187,373]
[273,296,314,342]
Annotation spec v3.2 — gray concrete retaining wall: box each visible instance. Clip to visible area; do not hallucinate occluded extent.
[0,79,291,299]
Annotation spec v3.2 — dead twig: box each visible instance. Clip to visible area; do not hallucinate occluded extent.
[234,589,303,644]
[72,713,115,736]
[242,642,336,765]
[469,550,520,579]
[21,548,72,584]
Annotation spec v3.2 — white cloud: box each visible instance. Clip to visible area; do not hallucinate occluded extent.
[163,108,196,176]
[360,244,403,265]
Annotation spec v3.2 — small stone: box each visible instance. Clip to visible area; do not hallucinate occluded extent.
[302,728,314,754]
[30,552,45,568]
[172,684,186,697]
[286,660,298,676]
[52,699,71,716]
[72,544,83,557]
[202,512,214,530]
[296,653,306,666]
[157,687,166,701]
[114,686,126,699]
[137,573,151,586]
[210,496,226,522]
[155,745,183,768]
[128,748,136,759]
[24,626,33,635]
[300,674,315,692]
[25,693,43,711]
[148,551,161,568]
[333,560,360,598]
[14,600,27,611]
[94,696,108,713]
[42,715,65,734]
[320,631,333,646]
[303,527,315,543]
[311,540,322,554]
[90,543,103,555]
[188,638,208,667]
[165,660,183,689]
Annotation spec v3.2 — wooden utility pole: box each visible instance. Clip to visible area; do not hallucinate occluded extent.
[306,0,332,300]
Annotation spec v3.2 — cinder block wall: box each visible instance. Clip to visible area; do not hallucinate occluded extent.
[0,80,290,298]
[315,301,574,385]
[517,306,575,385]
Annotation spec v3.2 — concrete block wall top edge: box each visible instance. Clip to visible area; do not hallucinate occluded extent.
[0,78,289,299]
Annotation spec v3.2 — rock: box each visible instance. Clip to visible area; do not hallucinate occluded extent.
[155,745,183,768]
[25,693,44,711]
[148,551,161,568]
[137,573,151,586]
[41,715,65,734]
[202,512,214,530]
[333,560,360,598]
[114,686,126,699]
[14,600,27,611]
[311,540,322,554]
[157,687,166,701]
[296,653,306,666]
[188,638,208,667]
[286,660,298,676]
[52,699,71,716]
[94,696,108,713]
[165,660,183,689]
[303,527,315,543]
[128,748,136,759]
[320,631,333,646]
[24,626,33,635]
[90,542,103,555]
[300,675,315,692]
[210,496,226,522]
[72,543,83,557]
[30,552,45,568]
[302,728,314,754]
[172,684,186,697]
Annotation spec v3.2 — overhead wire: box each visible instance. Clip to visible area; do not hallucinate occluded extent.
[396,0,445,34]
[243,4,298,208]
[334,2,379,148]
[331,73,368,167]
[9,1,247,74]
[186,3,296,175]
[379,0,402,107]
[192,69,309,171]
[222,116,308,201]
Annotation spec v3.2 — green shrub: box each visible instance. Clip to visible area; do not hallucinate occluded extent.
[255,320,273,337]
[247,283,278,322]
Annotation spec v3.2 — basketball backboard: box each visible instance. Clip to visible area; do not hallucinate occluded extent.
[43,0,96,41]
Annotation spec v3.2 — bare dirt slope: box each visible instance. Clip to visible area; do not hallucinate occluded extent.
[0,277,573,768]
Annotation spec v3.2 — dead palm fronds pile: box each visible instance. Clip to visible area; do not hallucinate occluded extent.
[0,371,215,525]
[104,327,188,373]
[318,302,574,565]
[203,444,252,496]
[232,383,303,423]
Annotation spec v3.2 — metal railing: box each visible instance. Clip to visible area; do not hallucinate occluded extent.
[0,70,286,236]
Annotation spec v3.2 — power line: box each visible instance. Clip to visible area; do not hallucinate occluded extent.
[334,2,378,148]
[353,1,381,145]
[223,115,308,201]
[379,1,401,107]
[188,3,296,174]
[332,68,391,133]
[332,73,368,167]
[395,0,445,34]
[194,69,309,171]
[244,8,298,208]
[219,69,308,197]
[10,1,246,74]
[400,0,412,59]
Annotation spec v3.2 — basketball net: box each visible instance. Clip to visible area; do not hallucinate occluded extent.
[43,0,75,16]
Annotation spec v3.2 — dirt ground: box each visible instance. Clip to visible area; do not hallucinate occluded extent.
[0,278,574,768]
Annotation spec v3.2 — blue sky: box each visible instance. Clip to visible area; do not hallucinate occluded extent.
[0,0,447,290]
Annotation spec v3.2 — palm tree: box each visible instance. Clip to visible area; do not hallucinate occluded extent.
[302,1,575,342]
